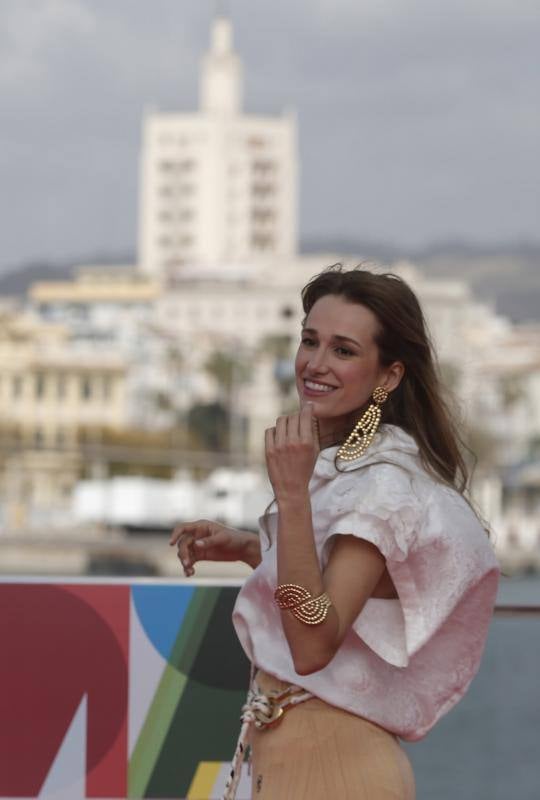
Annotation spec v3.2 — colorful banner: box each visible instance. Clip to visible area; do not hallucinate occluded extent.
[0,580,252,799]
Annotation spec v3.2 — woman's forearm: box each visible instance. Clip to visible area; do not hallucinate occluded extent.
[276,493,339,674]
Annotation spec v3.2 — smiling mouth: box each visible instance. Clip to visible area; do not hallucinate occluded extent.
[304,379,336,393]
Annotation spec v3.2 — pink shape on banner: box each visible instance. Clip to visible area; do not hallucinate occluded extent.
[0,584,129,798]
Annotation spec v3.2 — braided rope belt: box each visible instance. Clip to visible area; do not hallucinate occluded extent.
[222,680,313,800]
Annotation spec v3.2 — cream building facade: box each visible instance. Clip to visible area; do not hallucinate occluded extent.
[29,266,160,335]
[21,256,540,468]
[0,312,127,446]
[138,16,297,277]
[0,312,128,529]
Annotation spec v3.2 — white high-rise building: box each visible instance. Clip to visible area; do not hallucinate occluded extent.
[138,15,297,278]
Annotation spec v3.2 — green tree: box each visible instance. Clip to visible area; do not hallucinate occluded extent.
[204,350,250,399]
[204,349,251,453]
[187,402,229,452]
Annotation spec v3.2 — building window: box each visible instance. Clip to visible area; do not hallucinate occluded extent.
[252,160,275,177]
[252,208,275,224]
[178,208,194,222]
[12,376,22,399]
[57,375,66,400]
[81,376,92,401]
[252,183,275,199]
[34,427,44,448]
[103,376,112,401]
[247,136,266,149]
[35,373,46,399]
[159,160,175,173]
[251,234,275,250]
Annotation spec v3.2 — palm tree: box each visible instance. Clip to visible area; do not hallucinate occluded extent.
[204,349,251,454]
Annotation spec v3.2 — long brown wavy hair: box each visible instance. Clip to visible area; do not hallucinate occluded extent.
[301,264,469,493]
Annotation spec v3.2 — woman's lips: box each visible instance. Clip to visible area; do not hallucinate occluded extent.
[302,379,337,397]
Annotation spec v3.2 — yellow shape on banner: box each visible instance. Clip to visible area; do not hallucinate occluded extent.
[187,760,223,799]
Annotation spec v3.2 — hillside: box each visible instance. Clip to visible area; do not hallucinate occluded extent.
[1,243,539,322]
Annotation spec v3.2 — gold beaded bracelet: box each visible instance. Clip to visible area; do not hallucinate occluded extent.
[274,583,332,625]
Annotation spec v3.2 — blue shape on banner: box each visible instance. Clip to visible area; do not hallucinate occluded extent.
[132,584,195,660]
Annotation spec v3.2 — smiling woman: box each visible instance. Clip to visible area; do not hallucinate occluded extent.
[295,295,404,446]
[170,265,499,800]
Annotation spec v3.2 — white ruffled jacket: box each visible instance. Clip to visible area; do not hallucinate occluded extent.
[232,424,500,741]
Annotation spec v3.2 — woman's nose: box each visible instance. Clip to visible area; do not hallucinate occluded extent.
[307,349,330,372]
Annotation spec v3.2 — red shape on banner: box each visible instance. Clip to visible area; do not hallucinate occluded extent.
[0,584,129,798]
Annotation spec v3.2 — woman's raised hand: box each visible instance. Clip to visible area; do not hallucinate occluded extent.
[169,520,260,576]
[265,402,320,502]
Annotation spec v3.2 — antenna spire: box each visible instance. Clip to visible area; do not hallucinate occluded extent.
[201,4,242,114]
[215,0,228,18]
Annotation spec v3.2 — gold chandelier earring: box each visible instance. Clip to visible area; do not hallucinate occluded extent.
[336,386,389,461]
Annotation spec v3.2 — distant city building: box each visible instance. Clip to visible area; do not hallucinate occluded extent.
[0,312,128,529]
[138,15,297,278]
[0,312,127,450]
[29,266,159,332]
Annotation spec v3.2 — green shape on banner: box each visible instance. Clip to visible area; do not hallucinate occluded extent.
[128,587,220,798]
[144,587,250,797]
[148,677,247,797]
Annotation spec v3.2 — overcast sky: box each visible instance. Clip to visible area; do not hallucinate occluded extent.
[1,0,538,273]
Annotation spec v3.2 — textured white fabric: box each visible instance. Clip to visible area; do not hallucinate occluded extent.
[232,424,500,741]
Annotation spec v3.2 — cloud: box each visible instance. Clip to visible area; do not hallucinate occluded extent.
[0,0,95,91]
[0,0,538,269]
[233,0,540,245]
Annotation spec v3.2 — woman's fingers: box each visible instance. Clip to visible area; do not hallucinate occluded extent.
[178,531,196,576]
[272,408,315,448]
[169,521,212,577]
[170,520,214,546]
[274,414,288,448]
[274,412,306,447]
[286,411,302,442]
[265,425,276,454]
[300,402,319,449]
[193,527,229,556]
[170,522,195,546]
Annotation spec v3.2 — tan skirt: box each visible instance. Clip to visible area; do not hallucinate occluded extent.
[250,671,416,800]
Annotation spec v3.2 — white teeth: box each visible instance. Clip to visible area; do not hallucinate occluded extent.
[305,380,334,392]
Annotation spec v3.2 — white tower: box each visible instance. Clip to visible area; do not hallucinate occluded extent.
[138,14,297,277]
[199,16,242,114]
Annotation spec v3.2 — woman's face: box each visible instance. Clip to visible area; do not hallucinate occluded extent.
[295,294,400,434]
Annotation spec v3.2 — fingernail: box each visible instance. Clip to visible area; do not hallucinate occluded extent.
[195,540,205,547]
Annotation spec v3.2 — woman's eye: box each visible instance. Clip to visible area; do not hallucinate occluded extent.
[335,346,353,356]
[301,337,316,347]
